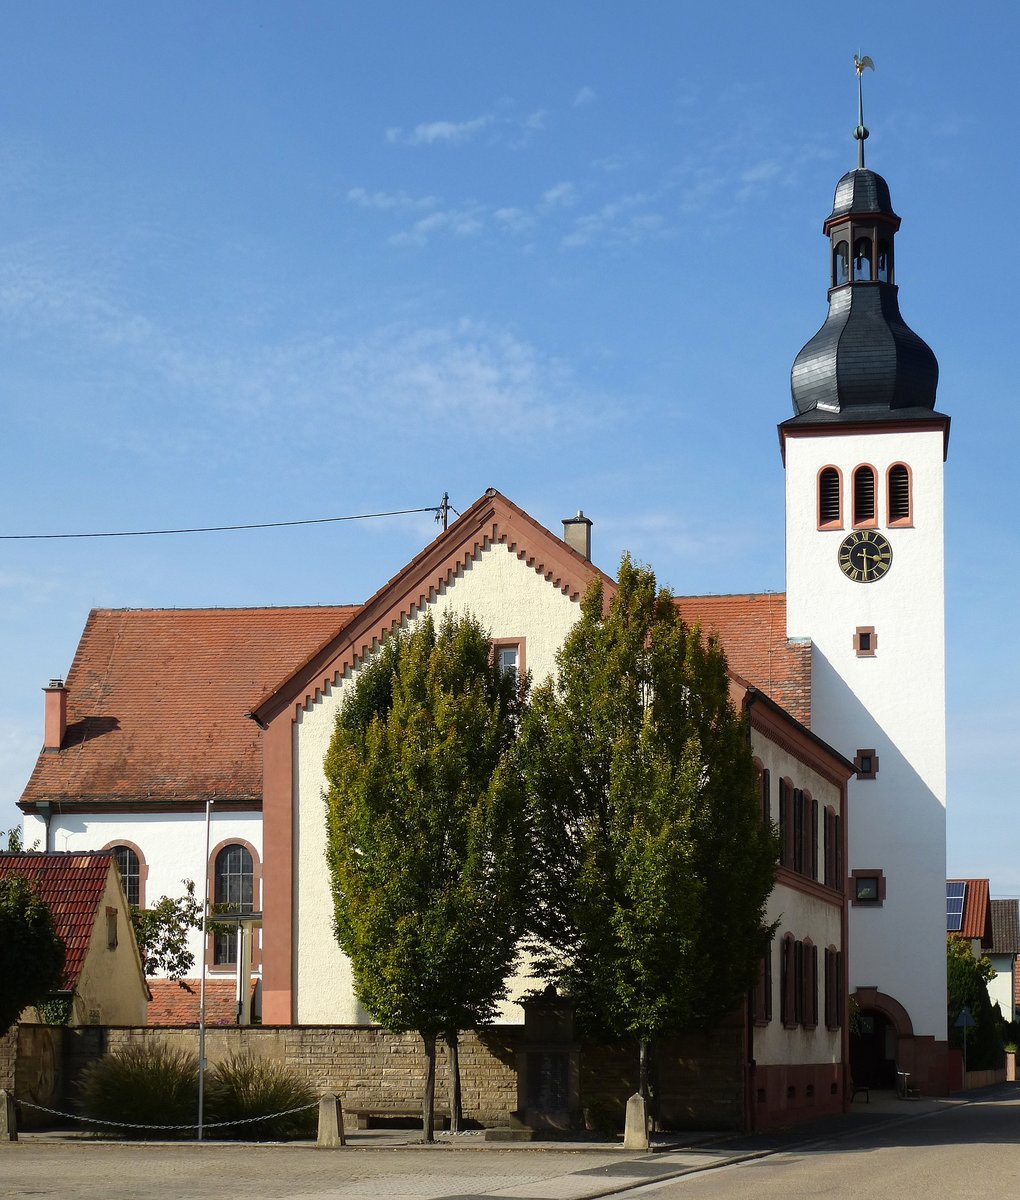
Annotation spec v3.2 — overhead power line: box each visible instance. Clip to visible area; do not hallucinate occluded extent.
[0,503,449,541]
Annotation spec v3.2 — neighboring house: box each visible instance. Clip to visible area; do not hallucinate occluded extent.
[0,851,148,1026]
[946,878,992,957]
[18,606,355,1014]
[988,899,1019,1022]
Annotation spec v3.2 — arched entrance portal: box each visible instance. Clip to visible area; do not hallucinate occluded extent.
[850,1008,896,1088]
[850,987,916,1090]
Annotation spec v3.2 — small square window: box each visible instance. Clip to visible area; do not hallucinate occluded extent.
[854,627,877,657]
[851,869,886,906]
[493,639,526,686]
[854,749,879,780]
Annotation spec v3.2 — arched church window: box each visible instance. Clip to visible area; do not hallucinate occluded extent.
[888,463,912,525]
[832,241,850,286]
[818,467,842,529]
[877,240,893,283]
[214,843,254,966]
[853,237,872,281]
[112,844,140,907]
[853,466,877,526]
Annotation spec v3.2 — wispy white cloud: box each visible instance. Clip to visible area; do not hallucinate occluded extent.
[388,206,486,247]
[386,115,493,146]
[493,207,534,234]
[346,187,438,211]
[562,194,668,249]
[572,86,596,107]
[542,181,577,208]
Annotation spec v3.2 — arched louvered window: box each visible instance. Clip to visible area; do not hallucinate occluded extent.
[113,845,140,907]
[853,466,877,526]
[214,843,254,966]
[877,239,893,283]
[818,467,842,529]
[853,237,872,281]
[888,463,912,525]
[832,240,850,286]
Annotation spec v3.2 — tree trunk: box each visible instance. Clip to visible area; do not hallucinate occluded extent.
[638,1036,649,1101]
[422,1032,437,1143]
[446,1031,462,1133]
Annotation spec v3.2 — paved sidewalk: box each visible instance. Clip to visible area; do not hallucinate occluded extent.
[0,1089,984,1200]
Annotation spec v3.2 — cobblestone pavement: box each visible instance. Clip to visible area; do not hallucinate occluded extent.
[0,1090,982,1200]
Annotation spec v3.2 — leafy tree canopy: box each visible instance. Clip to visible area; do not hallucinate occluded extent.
[947,935,1004,1070]
[324,610,529,1038]
[0,874,66,1035]
[131,881,203,979]
[522,556,778,1044]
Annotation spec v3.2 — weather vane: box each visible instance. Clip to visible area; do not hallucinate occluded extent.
[853,53,875,169]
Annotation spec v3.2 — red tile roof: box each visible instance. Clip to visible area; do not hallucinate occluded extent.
[147,978,255,1026]
[674,593,812,726]
[20,606,357,810]
[948,878,992,945]
[0,852,114,990]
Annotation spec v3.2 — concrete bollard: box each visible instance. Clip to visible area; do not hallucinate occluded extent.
[623,1092,649,1150]
[0,1089,17,1142]
[317,1093,346,1147]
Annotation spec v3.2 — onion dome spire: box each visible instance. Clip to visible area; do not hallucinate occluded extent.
[788,56,939,422]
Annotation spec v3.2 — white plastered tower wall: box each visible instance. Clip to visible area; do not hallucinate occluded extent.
[292,540,583,1025]
[784,426,947,1041]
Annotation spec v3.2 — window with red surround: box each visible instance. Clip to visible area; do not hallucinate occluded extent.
[851,868,886,906]
[823,806,843,890]
[818,466,843,529]
[824,946,844,1030]
[780,934,818,1029]
[853,465,877,527]
[854,749,878,780]
[751,938,773,1026]
[780,781,817,880]
[887,463,913,526]
[854,627,877,657]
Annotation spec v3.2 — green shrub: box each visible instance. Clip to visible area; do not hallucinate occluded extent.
[77,1042,199,1138]
[205,1053,317,1141]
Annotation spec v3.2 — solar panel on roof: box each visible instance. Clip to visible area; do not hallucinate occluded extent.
[947,881,966,932]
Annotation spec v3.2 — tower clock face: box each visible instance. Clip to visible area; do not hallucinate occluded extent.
[838,530,892,583]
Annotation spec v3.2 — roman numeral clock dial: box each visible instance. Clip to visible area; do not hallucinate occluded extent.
[838,530,893,583]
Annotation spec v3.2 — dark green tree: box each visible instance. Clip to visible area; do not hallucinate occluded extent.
[324,611,528,1141]
[522,557,778,1096]
[130,880,203,979]
[947,935,1004,1071]
[0,874,66,1035]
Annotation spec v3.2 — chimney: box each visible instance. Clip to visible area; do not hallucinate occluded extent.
[43,678,67,752]
[562,510,593,561]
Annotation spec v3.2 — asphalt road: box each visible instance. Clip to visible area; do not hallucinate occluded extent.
[2,1087,1018,1199]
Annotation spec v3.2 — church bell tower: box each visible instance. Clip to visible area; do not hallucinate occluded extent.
[781,59,950,1090]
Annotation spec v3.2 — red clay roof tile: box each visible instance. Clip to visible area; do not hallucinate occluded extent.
[674,593,812,726]
[0,851,115,990]
[948,878,992,945]
[20,606,357,810]
[147,978,255,1026]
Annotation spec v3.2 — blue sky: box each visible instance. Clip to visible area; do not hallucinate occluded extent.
[1,4,1016,892]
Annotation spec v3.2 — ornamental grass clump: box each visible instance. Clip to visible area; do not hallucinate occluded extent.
[205,1053,317,1141]
[77,1042,198,1138]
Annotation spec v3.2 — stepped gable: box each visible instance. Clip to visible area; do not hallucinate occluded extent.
[20,605,357,812]
[674,592,812,727]
[0,851,114,990]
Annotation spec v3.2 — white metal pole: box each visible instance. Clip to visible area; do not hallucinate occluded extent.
[197,798,213,1141]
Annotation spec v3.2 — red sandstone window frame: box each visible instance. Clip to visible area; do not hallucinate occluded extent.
[854,627,877,658]
[817,466,844,530]
[492,638,527,687]
[854,749,879,780]
[852,464,878,528]
[887,463,913,527]
[206,838,263,973]
[103,840,148,910]
[851,868,886,906]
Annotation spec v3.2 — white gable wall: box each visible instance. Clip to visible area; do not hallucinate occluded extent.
[292,541,583,1024]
